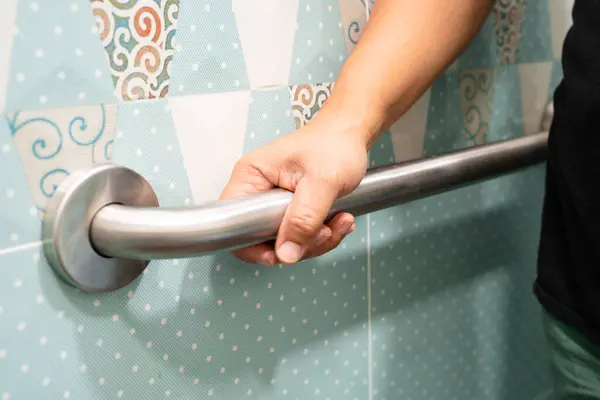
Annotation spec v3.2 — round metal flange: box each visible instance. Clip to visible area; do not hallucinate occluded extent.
[43,164,159,292]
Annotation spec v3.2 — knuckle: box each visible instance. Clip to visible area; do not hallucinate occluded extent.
[287,209,322,237]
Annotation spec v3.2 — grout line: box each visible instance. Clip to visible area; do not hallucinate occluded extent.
[366,213,373,400]
[365,3,373,399]
[0,241,43,256]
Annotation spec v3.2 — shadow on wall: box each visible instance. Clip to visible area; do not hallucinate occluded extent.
[370,165,552,400]
[34,168,550,399]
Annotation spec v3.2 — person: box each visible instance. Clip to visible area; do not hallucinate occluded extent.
[220,1,600,397]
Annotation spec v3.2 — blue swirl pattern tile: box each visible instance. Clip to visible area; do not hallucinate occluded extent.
[5,103,117,211]
[4,0,115,112]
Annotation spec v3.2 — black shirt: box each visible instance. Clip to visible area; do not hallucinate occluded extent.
[534,0,600,345]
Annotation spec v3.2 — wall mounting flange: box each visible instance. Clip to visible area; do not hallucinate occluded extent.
[42,164,159,292]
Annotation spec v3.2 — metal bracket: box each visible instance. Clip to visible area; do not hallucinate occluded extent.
[42,164,159,292]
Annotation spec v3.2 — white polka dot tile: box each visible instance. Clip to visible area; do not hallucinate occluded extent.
[4,0,115,111]
[289,0,348,85]
[90,0,181,100]
[5,103,117,211]
[0,118,39,250]
[0,1,570,399]
[169,0,251,96]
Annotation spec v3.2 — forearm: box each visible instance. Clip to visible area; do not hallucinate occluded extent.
[321,0,494,148]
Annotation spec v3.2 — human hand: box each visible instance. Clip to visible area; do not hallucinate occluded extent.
[220,112,369,266]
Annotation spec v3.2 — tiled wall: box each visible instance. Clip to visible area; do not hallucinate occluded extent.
[0,0,573,399]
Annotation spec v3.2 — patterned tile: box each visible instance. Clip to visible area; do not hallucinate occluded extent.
[338,0,367,55]
[4,0,115,112]
[387,90,431,163]
[0,118,39,250]
[169,91,251,205]
[492,0,526,64]
[518,0,553,63]
[289,83,334,129]
[459,69,494,146]
[233,0,299,89]
[6,103,117,211]
[548,0,574,59]
[91,0,180,100]
[169,0,250,96]
[0,0,18,113]
[289,0,348,85]
[518,61,553,135]
[107,88,369,400]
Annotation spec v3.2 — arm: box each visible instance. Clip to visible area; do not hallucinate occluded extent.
[323,0,494,148]
[221,0,494,266]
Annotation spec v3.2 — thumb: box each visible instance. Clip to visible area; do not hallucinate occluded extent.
[276,176,339,263]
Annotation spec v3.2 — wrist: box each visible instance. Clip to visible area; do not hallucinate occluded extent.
[317,92,386,150]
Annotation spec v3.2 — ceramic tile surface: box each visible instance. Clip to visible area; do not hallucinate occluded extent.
[91,0,181,100]
[0,0,574,399]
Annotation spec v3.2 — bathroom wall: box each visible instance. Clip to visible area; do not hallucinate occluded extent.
[0,0,573,399]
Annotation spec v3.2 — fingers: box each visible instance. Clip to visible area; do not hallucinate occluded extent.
[233,243,278,267]
[234,213,355,265]
[275,177,340,264]
[304,212,356,259]
[220,162,273,200]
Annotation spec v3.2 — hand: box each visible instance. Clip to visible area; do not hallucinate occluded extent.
[220,112,369,266]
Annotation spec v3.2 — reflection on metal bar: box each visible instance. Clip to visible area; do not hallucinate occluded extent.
[43,103,553,292]
[43,132,549,292]
[94,133,549,260]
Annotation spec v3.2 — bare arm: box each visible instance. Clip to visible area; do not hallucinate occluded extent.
[323,0,494,148]
[221,0,495,265]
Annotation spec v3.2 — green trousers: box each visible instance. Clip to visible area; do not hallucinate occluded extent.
[544,311,600,399]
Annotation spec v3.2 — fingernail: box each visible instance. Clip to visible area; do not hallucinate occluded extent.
[315,229,331,247]
[278,242,303,263]
[341,220,355,236]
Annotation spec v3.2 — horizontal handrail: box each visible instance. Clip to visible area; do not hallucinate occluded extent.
[93,133,549,259]
[44,126,551,292]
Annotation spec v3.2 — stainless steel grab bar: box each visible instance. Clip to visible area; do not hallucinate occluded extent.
[42,104,553,292]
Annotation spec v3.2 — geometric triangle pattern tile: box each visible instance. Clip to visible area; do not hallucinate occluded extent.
[105,87,370,400]
[232,0,299,89]
[386,89,431,163]
[0,0,18,114]
[169,91,252,205]
[0,119,40,250]
[548,0,574,60]
[90,0,181,100]
[488,65,526,142]
[457,17,498,70]
[423,70,466,156]
[492,0,527,65]
[518,0,553,64]
[288,0,348,86]
[0,1,577,400]
[3,0,115,112]
[517,0,562,63]
[169,0,250,96]
[519,61,553,135]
